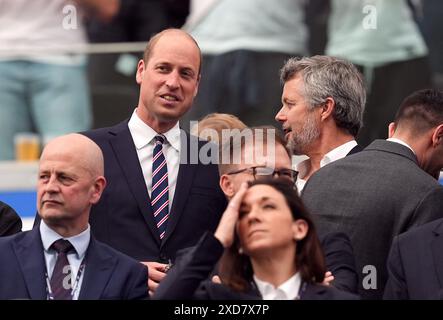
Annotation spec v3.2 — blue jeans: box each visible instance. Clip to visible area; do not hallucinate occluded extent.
[0,61,92,160]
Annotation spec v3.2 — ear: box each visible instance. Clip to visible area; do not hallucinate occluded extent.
[388,122,396,138]
[193,74,201,98]
[90,176,107,205]
[292,219,308,241]
[135,59,145,85]
[220,174,235,199]
[320,97,335,122]
[431,124,443,148]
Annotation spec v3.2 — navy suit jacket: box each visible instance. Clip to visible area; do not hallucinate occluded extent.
[154,232,359,300]
[0,201,22,236]
[384,218,443,300]
[0,228,148,300]
[82,120,226,262]
[320,232,358,293]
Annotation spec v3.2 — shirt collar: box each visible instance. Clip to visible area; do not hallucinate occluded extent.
[386,138,416,155]
[128,108,181,152]
[295,140,358,177]
[321,140,358,167]
[253,272,301,300]
[40,220,90,260]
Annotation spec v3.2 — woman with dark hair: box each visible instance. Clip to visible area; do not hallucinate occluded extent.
[154,178,358,300]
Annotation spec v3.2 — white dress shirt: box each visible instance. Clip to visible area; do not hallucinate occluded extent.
[253,272,301,300]
[128,109,181,208]
[40,220,90,300]
[295,140,358,192]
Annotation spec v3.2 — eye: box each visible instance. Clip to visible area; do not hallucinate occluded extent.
[262,203,276,210]
[156,65,169,73]
[181,69,195,79]
[39,174,49,181]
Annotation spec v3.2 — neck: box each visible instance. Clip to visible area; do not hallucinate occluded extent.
[250,246,297,287]
[45,217,89,238]
[303,129,354,179]
[136,107,177,133]
[392,132,439,178]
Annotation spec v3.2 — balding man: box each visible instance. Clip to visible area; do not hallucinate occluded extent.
[83,28,226,294]
[1,134,148,300]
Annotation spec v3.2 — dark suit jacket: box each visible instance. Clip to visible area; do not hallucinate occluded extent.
[0,201,22,236]
[154,232,359,300]
[384,218,443,300]
[82,120,226,262]
[302,140,443,299]
[320,232,358,293]
[0,228,148,300]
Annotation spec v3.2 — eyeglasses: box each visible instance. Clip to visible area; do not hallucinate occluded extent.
[227,166,298,181]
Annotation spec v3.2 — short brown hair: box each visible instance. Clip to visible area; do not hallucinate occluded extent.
[142,28,202,75]
[218,126,290,176]
[191,113,247,142]
[394,89,443,134]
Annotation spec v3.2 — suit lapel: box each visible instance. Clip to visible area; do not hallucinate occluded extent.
[109,122,160,245]
[161,132,197,245]
[431,222,443,291]
[78,238,115,299]
[347,144,363,156]
[13,229,47,299]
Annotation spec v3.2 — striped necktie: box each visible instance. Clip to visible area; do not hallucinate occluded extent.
[50,239,75,300]
[151,135,169,240]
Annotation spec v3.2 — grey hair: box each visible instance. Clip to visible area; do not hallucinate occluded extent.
[280,55,366,137]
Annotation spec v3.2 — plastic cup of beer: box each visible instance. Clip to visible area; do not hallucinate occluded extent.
[14,133,41,162]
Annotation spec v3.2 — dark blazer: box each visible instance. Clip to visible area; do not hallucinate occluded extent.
[384,218,443,300]
[154,232,359,300]
[320,232,358,293]
[0,201,22,236]
[0,228,148,300]
[302,140,443,299]
[82,120,226,262]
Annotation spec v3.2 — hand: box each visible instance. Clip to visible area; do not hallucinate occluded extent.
[214,182,248,248]
[322,271,334,286]
[141,261,168,295]
[211,275,221,284]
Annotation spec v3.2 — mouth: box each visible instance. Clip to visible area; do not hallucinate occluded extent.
[159,93,180,103]
[42,199,62,206]
[282,127,292,139]
[248,229,266,238]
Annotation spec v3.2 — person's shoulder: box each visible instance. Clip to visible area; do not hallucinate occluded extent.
[82,120,130,141]
[398,218,443,244]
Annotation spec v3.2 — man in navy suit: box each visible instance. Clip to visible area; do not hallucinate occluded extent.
[384,218,443,300]
[83,29,226,294]
[0,133,148,300]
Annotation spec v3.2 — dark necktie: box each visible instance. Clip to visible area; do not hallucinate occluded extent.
[151,135,169,240]
[50,239,75,300]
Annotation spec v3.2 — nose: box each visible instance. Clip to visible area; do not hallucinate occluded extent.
[275,106,286,122]
[165,71,180,89]
[44,175,60,193]
[246,205,261,224]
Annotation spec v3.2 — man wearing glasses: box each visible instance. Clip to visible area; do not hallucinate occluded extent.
[215,127,358,294]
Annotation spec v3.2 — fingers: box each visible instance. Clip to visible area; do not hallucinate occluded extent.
[211,275,221,284]
[142,261,169,295]
[227,182,248,210]
[322,271,335,286]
